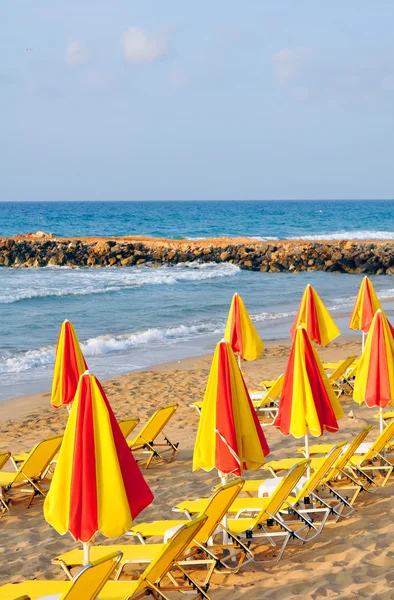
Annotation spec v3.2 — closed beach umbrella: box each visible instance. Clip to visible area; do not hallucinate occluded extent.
[354,310,394,433]
[290,284,340,346]
[273,327,344,475]
[44,371,154,563]
[349,276,382,351]
[193,339,270,481]
[224,293,263,366]
[51,320,87,409]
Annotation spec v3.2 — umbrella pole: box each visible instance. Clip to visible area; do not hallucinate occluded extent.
[304,434,311,479]
[380,407,384,435]
[219,471,230,545]
[237,354,241,370]
[66,403,71,414]
[362,331,365,353]
[83,541,90,565]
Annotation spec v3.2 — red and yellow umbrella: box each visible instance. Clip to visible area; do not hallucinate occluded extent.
[349,276,382,351]
[354,310,394,432]
[193,340,270,479]
[274,327,344,471]
[44,371,154,561]
[224,293,263,363]
[51,320,87,409]
[290,284,340,346]
[349,276,382,333]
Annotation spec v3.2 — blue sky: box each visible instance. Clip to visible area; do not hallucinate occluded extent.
[1,1,394,201]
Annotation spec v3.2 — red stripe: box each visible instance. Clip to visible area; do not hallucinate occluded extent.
[95,378,154,518]
[68,376,98,542]
[273,336,296,434]
[301,329,339,433]
[228,295,243,357]
[215,344,241,475]
[60,324,87,407]
[361,280,374,333]
[364,313,391,408]
[306,287,321,345]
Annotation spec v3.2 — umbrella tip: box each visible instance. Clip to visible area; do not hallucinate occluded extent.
[64,319,69,323]
[220,337,227,343]
[83,369,90,375]
[376,309,382,313]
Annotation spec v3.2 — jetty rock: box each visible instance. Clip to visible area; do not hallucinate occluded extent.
[0,235,393,274]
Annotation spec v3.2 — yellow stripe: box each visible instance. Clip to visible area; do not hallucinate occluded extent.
[228,345,266,470]
[44,378,80,534]
[51,325,66,408]
[193,346,219,472]
[90,377,133,537]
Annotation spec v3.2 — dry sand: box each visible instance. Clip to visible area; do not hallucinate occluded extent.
[1,338,394,599]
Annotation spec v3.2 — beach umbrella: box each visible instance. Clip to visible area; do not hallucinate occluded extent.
[44,370,154,564]
[51,320,87,410]
[354,310,394,433]
[273,327,344,476]
[290,284,340,346]
[349,276,382,351]
[193,339,270,483]
[224,293,263,368]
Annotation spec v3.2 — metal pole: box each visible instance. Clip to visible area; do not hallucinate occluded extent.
[83,541,90,565]
[304,433,311,479]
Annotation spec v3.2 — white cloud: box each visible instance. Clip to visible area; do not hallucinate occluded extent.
[382,74,394,92]
[65,40,90,66]
[272,47,313,82]
[121,26,167,65]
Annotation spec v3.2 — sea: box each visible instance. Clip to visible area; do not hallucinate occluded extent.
[1,200,394,402]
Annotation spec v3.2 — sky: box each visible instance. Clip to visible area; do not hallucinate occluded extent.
[1,1,394,201]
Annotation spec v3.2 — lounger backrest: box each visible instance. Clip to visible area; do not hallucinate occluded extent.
[61,551,122,600]
[193,479,244,544]
[118,418,140,439]
[293,443,346,501]
[133,516,207,593]
[363,420,394,460]
[13,435,63,484]
[130,404,178,446]
[328,356,357,383]
[265,374,285,402]
[253,460,310,524]
[0,452,11,470]
[329,425,372,479]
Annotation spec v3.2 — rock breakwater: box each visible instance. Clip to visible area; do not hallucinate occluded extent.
[1,234,394,274]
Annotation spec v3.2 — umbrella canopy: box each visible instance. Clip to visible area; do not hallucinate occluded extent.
[51,320,88,408]
[224,293,263,361]
[273,327,344,438]
[290,284,340,346]
[44,371,154,545]
[354,310,394,413]
[193,340,270,477]
[349,276,382,333]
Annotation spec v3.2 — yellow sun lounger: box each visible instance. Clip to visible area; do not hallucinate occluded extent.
[0,551,122,600]
[264,425,374,506]
[0,452,11,513]
[326,355,358,396]
[54,480,251,586]
[258,374,284,391]
[238,443,351,521]
[3,518,211,600]
[298,422,394,487]
[0,435,63,509]
[174,461,317,563]
[127,404,179,468]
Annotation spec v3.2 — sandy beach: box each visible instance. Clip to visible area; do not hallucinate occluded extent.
[1,336,394,598]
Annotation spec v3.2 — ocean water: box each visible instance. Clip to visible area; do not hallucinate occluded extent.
[1,200,394,402]
[1,200,394,240]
